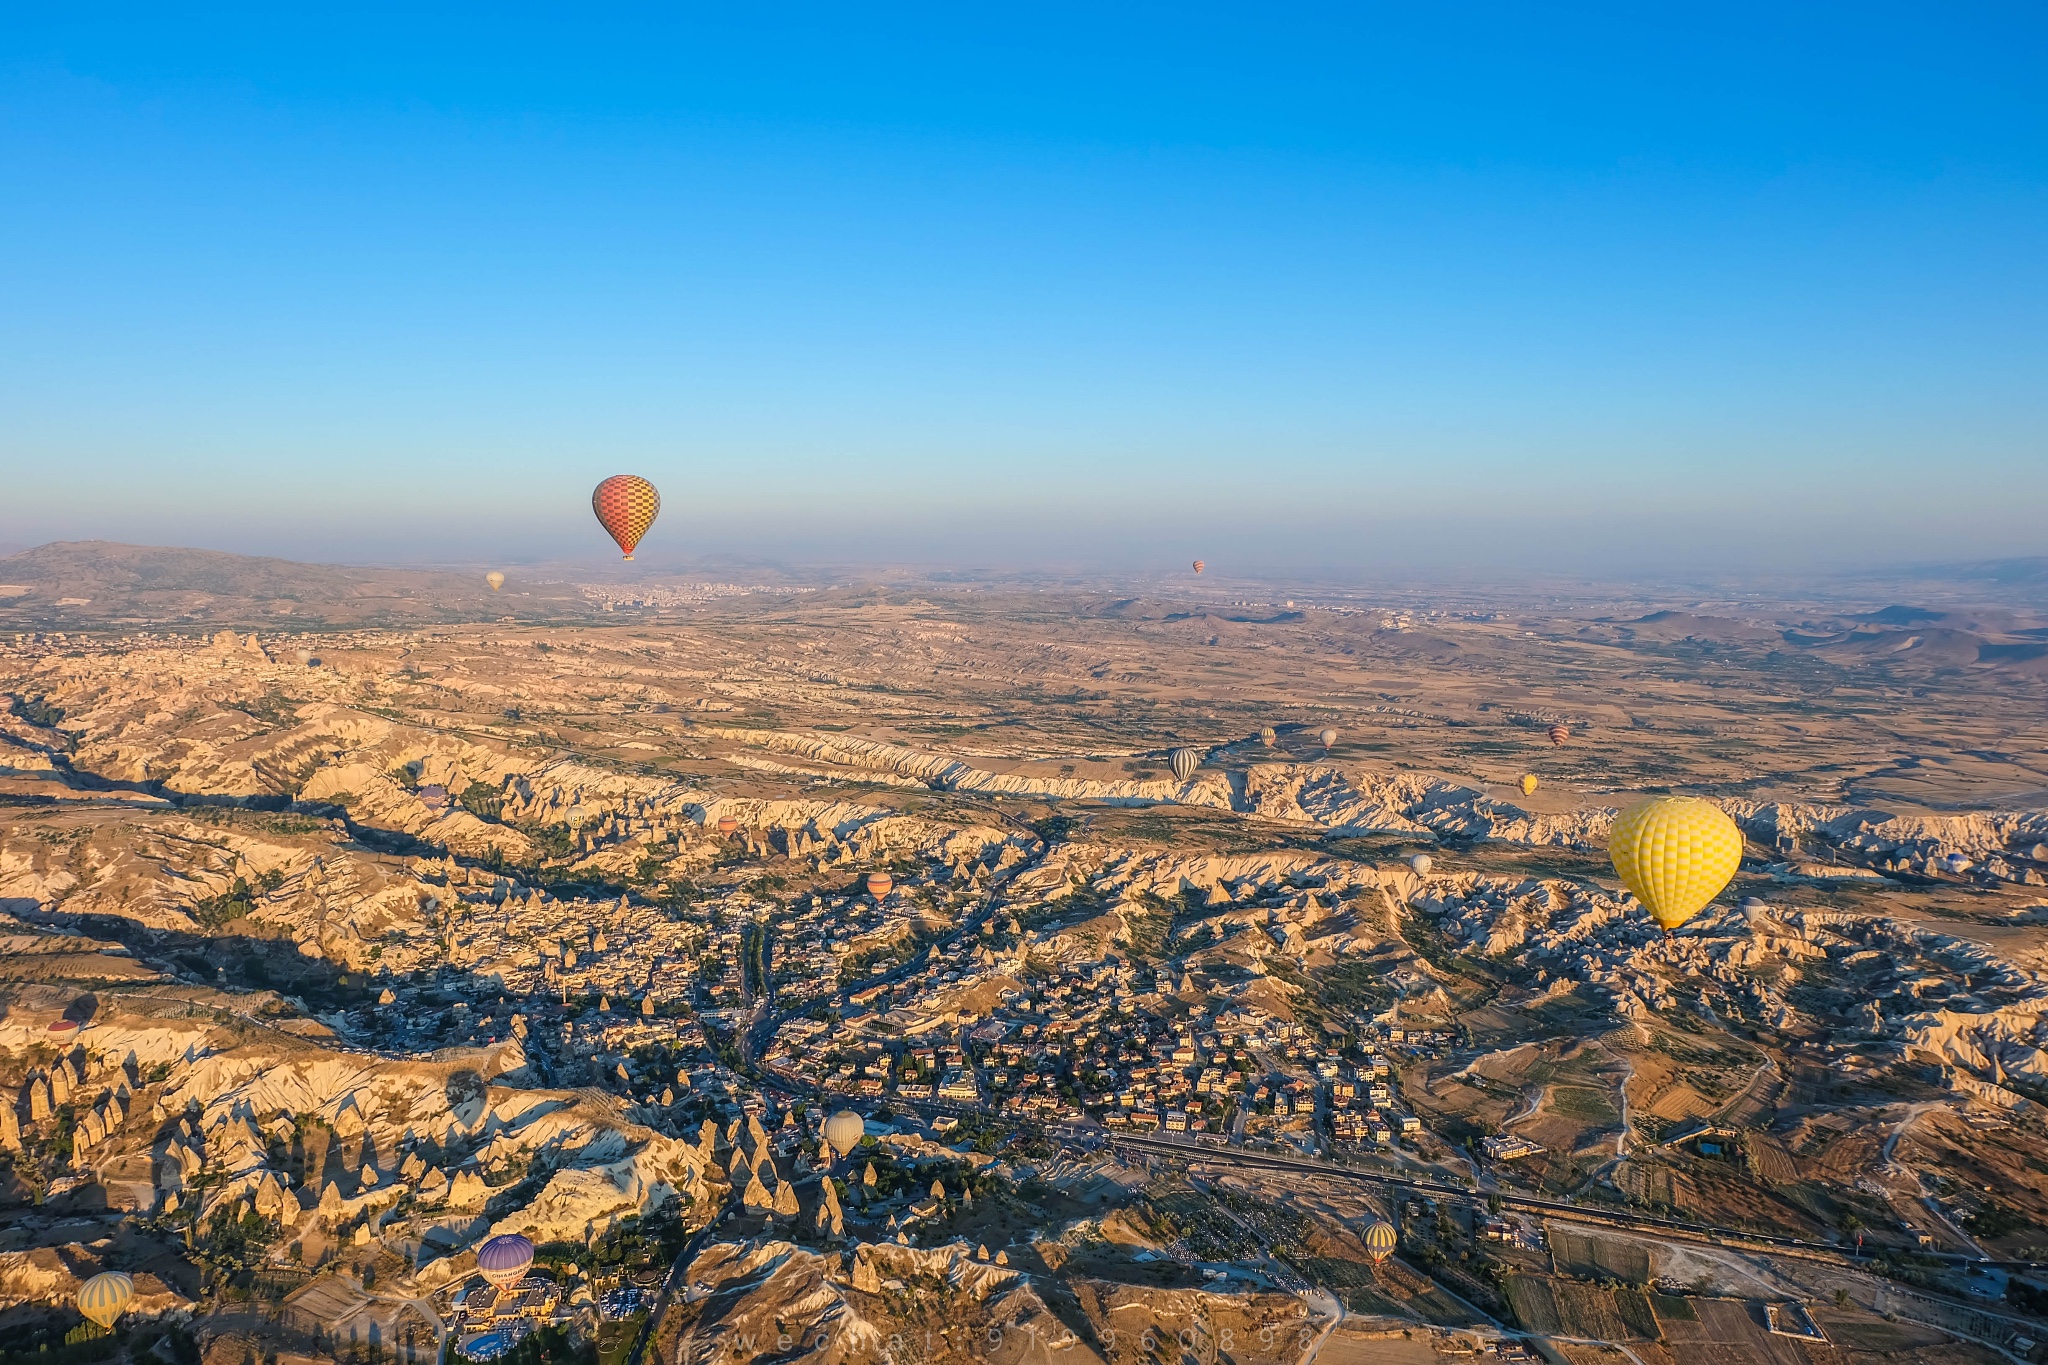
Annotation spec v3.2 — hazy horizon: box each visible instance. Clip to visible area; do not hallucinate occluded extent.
[4,6,2044,573]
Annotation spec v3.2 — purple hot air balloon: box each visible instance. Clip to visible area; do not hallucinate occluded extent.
[477,1233,535,1288]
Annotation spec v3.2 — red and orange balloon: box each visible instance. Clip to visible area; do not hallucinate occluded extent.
[593,476,660,559]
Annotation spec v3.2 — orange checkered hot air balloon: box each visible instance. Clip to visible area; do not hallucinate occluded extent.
[592,476,661,559]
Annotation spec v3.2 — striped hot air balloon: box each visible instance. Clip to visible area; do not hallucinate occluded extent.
[1169,747,1201,782]
[1365,1221,1398,1263]
[592,475,661,559]
[77,1272,133,1330]
[1608,796,1743,935]
[1548,724,1570,746]
[1191,559,1205,575]
[1258,726,1277,747]
[476,1233,535,1288]
[716,817,738,837]
[866,871,893,898]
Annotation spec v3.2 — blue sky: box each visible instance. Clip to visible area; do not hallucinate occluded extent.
[2,3,2043,572]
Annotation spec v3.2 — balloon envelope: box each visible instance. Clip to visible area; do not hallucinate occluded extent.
[1258,726,1276,746]
[823,1110,865,1154]
[477,1233,535,1288]
[1409,853,1433,876]
[592,475,661,559]
[486,572,505,592]
[1548,725,1569,746]
[1608,796,1743,933]
[1319,728,1338,749]
[77,1272,132,1330]
[1191,559,1205,574]
[1520,774,1539,795]
[1365,1221,1397,1263]
[866,872,893,898]
[1169,748,1200,782]
[716,817,739,836]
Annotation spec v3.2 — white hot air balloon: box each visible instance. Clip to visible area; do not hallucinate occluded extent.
[1319,727,1338,749]
[1409,853,1433,877]
[823,1110,865,1154]
[1169,748,1200,783]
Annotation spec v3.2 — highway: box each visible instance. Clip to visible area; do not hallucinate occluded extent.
[769,1071,2044,1278]
[1097,1129,2046,1273]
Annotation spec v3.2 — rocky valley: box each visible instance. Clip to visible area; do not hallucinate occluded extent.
[6,547,2048,1365]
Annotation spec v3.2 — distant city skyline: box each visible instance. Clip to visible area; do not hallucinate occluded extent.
[3,5,2043,572]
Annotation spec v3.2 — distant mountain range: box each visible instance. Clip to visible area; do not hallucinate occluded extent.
[0,541,595,628]
[1842,554,2048,588]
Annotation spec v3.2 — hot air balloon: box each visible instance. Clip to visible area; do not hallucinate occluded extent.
[1520,774,1539,796]
[1258,726,1277,747]
[477,1233,535,1289]
[486,572,505,592]
[1608,796,1743,935]
[592,475,661,560]
[1548,725,1569,746]
[1944,852,1972,875]
[76,1272,132,1330]
[1409,853,1433,877]
[1319,728,1338,750]
[1169,748,1201,782]
[823,1109,865,1154]
[1365,1221,1397,1263]
[716,817,739,837]
[866,871,893,898]
[1192,560,1205,575]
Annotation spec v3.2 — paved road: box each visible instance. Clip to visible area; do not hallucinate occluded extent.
[1101,1130,2044,1273]
[624,1217,725,1365]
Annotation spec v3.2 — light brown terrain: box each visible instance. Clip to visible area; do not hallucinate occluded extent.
[3,544,2047,1365]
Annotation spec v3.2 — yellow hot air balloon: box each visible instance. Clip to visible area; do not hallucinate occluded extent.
[1519,774,1539,796]
[77,1271,133,1330]
[486,571,505,592]
[1365,1221,1398,1263]
[1608,796,1743,934]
